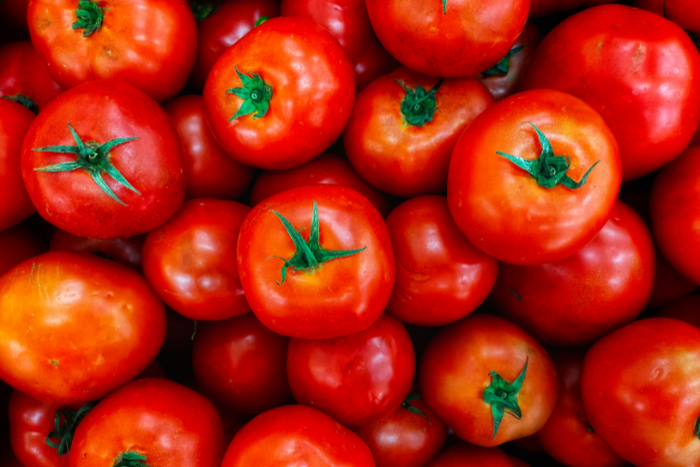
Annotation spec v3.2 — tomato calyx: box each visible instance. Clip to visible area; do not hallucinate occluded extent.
[482,357,528,439]
[576,410,595,434]
[442,0,447,14]
[45,401,98,455]
[395,78,444,127]
[2,94,39,114]
[496,122,600,190]
[255,16,269,27]
[32,123,141,206]
[113,451,151,467]
[695,413,700,441]
[72,0,105,37]
[268,201,367,285]
[189,0,223,23]
[401,393,430,421]
[482,44,527,77]
[226,65,273,121]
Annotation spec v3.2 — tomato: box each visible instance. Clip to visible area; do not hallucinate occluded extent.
[0,98,36,232]
[203,17,355,170]
[367,0,529,78]
[657,295,700,328]
[164,95,255,201]
[521,4,700,181]
[447,89,621,265]
[237,185,394,339]
[0,251,166,404]
[49,229,145,272]
[426,443,519,467]
[0,42,64,113]
[352,394,448,467]
[280,0,399,92]
[536,350,627,467]
[631,0,664,15]
[343,67,494,197]
[0,224,46,277]
[21,79,186,239]
[142,199,251,320]
[69,378,227,467]
[419,314,558,447]
[489,199,655,346]
[287,313,414,426]
[665,0,700,34]
[192,313,292,414]
[249,153,391,218]
[581,318,700,467]
[27,0,197,103]
[385,196,498,327]
[189,0,280,91]
[220,405,374,467]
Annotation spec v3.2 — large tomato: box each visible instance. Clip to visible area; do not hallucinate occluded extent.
[0,251,166,404]
[21,79,186,239]
[27,0,197,102]
[447,89,621,265]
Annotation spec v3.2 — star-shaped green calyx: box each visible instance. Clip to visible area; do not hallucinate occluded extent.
[482,44,527,77]
[72,0,105,37]
[442,0,447,14]
[32,123,141,206]
[268,201,367,285]
[3,94,39,114]
[482,357,528,440]
[45,401,97,455]
[113,451,151,467]
[396,78,444,127]
[497,122,600,190]
[401,393,430,421]
[226,65,273,121]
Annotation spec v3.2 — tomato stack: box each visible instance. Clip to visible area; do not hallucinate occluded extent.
[0,0,699,466]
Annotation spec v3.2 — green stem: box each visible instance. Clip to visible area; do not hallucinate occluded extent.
[401,393,430,421]
[482,357,528,439]
[482,44,527,77]
[2,94,39,114]
[45,401,97,455]
[72,0,105,37]
[114,451,151,467]
[396,78,443,127]
[226,65,273,121]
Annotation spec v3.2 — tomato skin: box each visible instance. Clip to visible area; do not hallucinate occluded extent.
[164,95,255,201]
[28,0,197,103]
[426,443,518,467]
[385,196,498,327]
[521,4,700,181]
[419,314,558,447]
[69,378,227,467]
[343,67,494,197]
[581,318,700,467]
[21,79,186,240]
[0,251,166,404]
[249,153,391,218]
[665,0,700,33]
[0,42,64,112]
[204,17,355,170]
[0,98,37,232]
[221,405,375,467]
[49,230,145,272]
[287,313,414,427]
[143,198,251,320]
[237,185,394,339]
[192,313,292,415]
[0,224,46,277]
[447,89,621,266]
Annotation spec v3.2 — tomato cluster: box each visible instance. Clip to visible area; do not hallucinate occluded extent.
[1,0,700,466]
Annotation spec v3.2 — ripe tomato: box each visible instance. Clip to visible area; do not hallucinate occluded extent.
[665,0,700,33]
[0,251,166,404]
[27,0,197,102]
[237,185,394,339]
[220,405,375,467]
[419,314,558,447]
[426,443,520,467]
[581,318,700,467]
[0,224,46,277]
[21,79,186,239]
[69,378,227,467]
[343,67,494,197]
[49,230,145,272]
[521,4,700,181]
[385,196,498,327]
[447,89,621,265]
[203,17,355,170]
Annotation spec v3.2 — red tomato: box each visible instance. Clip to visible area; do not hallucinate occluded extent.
[419,314,558,447]
[164,95,255,201]
[521,4,700,181]
[666,0,700,33]
[631,0,664,15]
[142,198,251,320]
[220,405,375,467]
[536,350,627,467]
[192,313,292,415]
[489,199,655,346]
[385,196,499,327]
[237,185,394,339]
[204,17,355,170]
[581,318,700,467]
[0,251,166,404]
[0,223,46,277]
[343,67,494,197]
[447,89,621,265]
[27,0,197,102]
[657,295,700,328]
[69,378,227,467]
[426,443,519,467]
[21,79,186,239]
[287,313,414,427]
[49,230,145,272]
[189,0,280,91]
[366,0,529,78]
[0,98,36,232]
